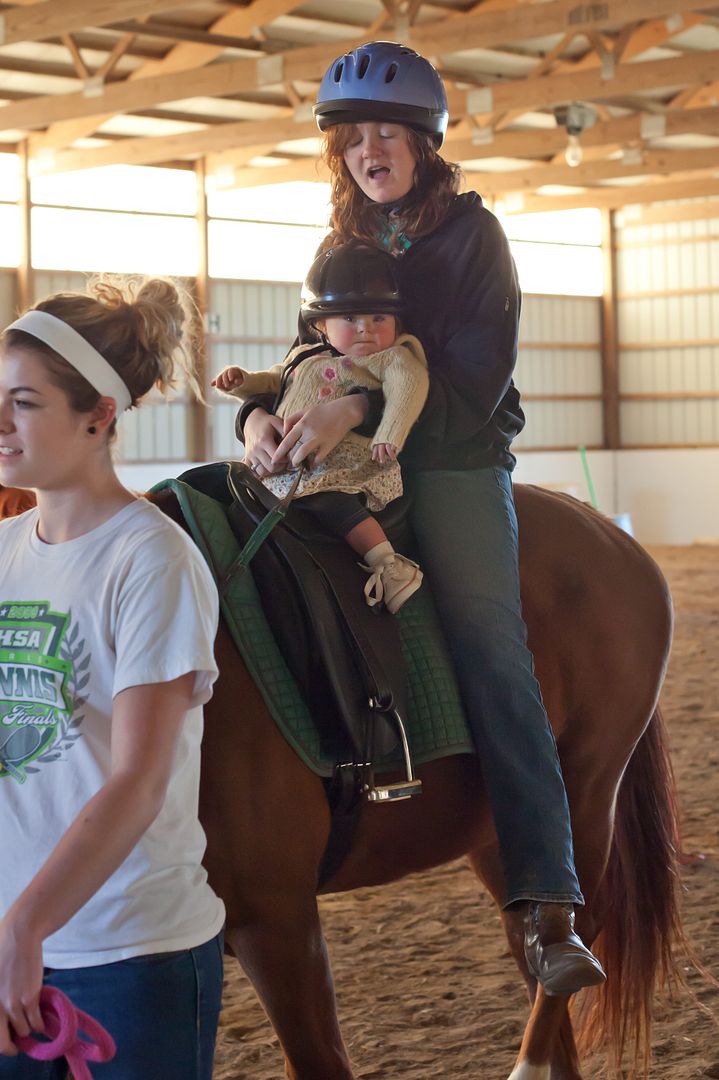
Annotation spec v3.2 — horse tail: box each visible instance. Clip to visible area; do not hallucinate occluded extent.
[573,707,684,1075]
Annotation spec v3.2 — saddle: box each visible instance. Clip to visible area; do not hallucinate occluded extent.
[179,462,422,804]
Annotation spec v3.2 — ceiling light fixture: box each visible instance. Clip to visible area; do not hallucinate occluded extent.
[555,103,597,168]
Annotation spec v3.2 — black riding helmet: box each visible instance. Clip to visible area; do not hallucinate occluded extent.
[301,243,402,324]
[314,41,448,147]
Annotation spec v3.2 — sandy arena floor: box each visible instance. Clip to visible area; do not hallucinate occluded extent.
[214,545,719,1079]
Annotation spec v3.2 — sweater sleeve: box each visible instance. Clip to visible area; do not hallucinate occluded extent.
[216,363,284,401]
[363,336,429,451]
[412,208,521,447]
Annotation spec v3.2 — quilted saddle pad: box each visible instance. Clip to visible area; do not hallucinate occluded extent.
[151,477,474,777]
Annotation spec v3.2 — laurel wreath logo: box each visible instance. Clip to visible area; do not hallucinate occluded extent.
[22,612,90,774]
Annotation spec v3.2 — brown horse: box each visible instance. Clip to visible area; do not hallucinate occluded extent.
[0,482,680,1080]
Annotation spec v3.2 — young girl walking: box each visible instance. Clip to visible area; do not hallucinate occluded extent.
[0,277,225,1078]
[214,242,428,614]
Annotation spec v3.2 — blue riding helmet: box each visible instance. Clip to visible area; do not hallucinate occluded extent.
[301,243,402,322]
[314,41,448,147]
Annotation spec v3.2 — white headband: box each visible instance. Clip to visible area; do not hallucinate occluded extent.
[5,310,132,413]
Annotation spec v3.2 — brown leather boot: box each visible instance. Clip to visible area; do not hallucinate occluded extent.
[524,902,606,996]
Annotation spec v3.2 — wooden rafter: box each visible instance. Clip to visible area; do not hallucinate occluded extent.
[0,0,193,46]
[408,0,719,56]
[6,0,719,139]
[500,175,719,213]
[480,10,707,131]
[28,0,303,154]
[5,36,719,141]
[466,146,719,195]
[95,33,136,82]
[60,32,89,80]
[30,96,719,177]
[1,0,718,213]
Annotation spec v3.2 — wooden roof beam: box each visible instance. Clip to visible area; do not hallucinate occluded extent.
[466,145,719,194]
[61,32,90,80]
[450,48,719,119]
[6,36,719,139]
[206,138,719,195]
[106,19,278,52]
[410,0,719,56]
[0,0,192,47]
[7,0,719,136]
[32,97,719,176]
[500,175,719,212]
[480,10,707,130]
[207,156,328,188]
[95,33,137,82]
[28,0,303,154]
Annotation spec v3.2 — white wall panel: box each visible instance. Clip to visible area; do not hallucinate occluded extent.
[209,279,298,340]
[118,402,191,463]
[616,202,719,447]
[520,295,600,344]
[207,285,603,455]
[33,270,87,297]
[210,402,242,461]
[515,349,602,395]
[513,400,603,450]
[516,294,602,448]
[620,400,719,445]
[208,279,302,459]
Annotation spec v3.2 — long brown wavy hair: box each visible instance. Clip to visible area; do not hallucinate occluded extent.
[321,125,461,252]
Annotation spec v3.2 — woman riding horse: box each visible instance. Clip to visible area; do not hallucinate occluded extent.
[239,41,605,996]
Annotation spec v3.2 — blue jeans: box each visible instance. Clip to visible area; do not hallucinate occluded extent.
[0,932,224,1079]
[410,466,583,908]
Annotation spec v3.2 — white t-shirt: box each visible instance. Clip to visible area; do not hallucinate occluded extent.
[0,498,225,968]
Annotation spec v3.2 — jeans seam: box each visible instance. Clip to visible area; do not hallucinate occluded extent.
[190,945,202,1079]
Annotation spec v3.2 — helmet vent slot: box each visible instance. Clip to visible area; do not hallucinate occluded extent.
[333,61,343,83]
[385,62,398,83]
[357,55,370,79]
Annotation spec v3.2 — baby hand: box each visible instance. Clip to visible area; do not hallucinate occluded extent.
[212,367,244,392]
[372,443,397,465]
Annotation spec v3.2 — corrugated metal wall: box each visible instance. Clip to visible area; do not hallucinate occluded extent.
[208,280,604,457]
[2,270,605,461]
[616,199,719,447]
[21,240,718,456]
[208,278,301,460]
[512,294,603,450]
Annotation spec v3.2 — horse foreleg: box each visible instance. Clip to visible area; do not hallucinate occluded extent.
[225,896,354,1080]
[500,916,581,1080]
[468,848,583,1080]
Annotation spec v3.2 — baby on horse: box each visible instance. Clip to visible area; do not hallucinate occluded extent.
[213,242,428,615]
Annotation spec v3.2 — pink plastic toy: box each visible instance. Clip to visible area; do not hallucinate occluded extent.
[14,986,116,1079]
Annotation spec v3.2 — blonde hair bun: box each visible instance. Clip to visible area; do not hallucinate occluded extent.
[86,275,200,400]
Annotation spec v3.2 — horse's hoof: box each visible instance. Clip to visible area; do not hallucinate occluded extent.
[507,1062,550,1080]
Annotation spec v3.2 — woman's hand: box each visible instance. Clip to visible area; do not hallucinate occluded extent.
[372,443,397,465]
[273,395,369,468]
[211,366,244,392]
[243,408,286,477]
[0,919,44,1056]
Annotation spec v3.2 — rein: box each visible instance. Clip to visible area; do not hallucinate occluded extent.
[14,986,116,1079]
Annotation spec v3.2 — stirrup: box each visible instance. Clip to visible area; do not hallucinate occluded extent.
[364,698,422,803]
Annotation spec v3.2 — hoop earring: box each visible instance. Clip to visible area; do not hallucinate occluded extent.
[87,425,97,435]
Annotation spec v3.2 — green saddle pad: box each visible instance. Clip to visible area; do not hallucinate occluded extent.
[151,477,474,776]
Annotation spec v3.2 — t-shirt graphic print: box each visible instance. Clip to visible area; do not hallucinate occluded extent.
[0,602,88,784]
